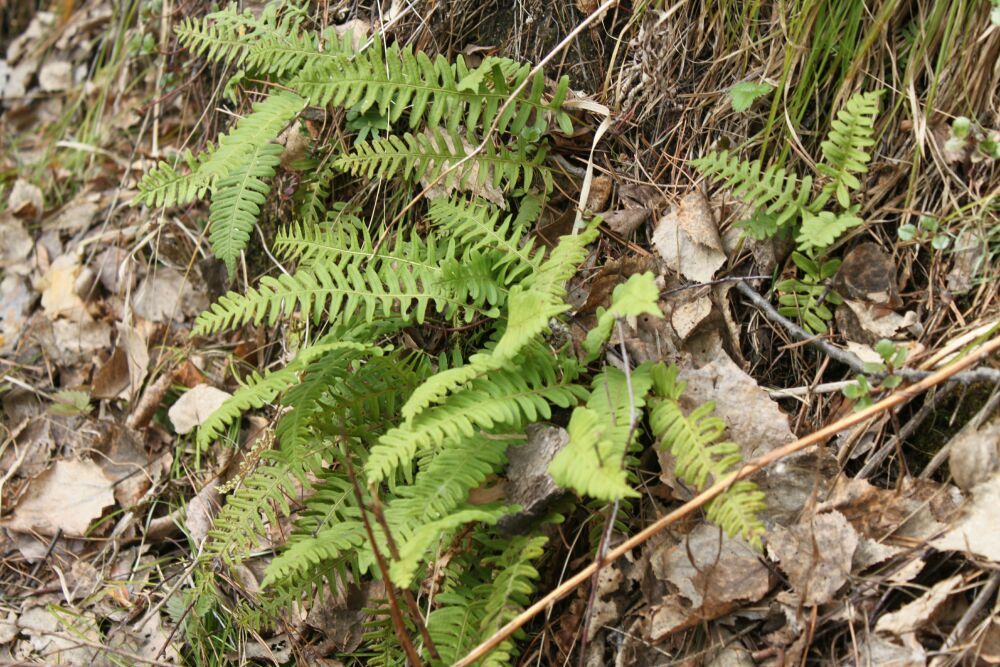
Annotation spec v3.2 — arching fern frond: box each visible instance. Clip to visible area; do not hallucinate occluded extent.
[427,195,544,286]
[649,364,765,548]
[294,44,572,136]
[690,150,812,229]
[200,90,306,181]
[333,127,548,193]
[134,148,212,208]
[366,356,585,485]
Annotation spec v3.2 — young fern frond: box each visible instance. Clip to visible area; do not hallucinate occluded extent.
[293,161,345,228]
[174,5,261,68]
[195,229,496,334]
[427,534,546,665]
[796,209,863,252]
[549,365,654,501]
[209,142,283,276]
[333,127,548,193]
[815,90,882,209]
[649,364,765,548]
[690,150,812,229]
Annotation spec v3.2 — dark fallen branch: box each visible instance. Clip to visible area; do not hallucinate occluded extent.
[734,280,1000,386]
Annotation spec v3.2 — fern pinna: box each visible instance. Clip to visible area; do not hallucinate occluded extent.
[149,2,769,663]
[691,89,882,332]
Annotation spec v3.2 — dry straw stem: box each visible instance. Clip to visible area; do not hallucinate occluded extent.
[455,334,1000,666]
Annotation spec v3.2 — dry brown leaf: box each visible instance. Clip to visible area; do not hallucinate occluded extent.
[168,384,232,435]
[44,317,112,365]
[0,213,33,267]
[670,295,713,340]
[47,197,99,232]
[838,299,918,343]
[931,472,1000,562]
[16,606,102,666]
[650,523,770,631]
[185,480,220,544]
[92,324,148,400]
[38,254,91,322]
[947,417,1000,491]
[677,344,795,459]
[3,459,114,536]
[767,511,858,606]
[652,191,726,283]
[37,60,72,92]
[132,266,209,323]
[851,634,926,667]
[586,174,613,211]
[947,227,988,295]
[602,208,650,235]
[833,243,902,309]
[875,574,964,644]
[8,179,44,220]
[0,275,34,354]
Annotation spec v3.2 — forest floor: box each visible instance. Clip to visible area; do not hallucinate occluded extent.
[0,0,998,665]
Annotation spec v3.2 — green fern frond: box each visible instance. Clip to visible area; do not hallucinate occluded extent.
[174,5,260,68]
[815,90,882,209]
[134,148,212,208]
[583,272,663,362]
[796,209,863,252]
[245,25,350,77]
[690,150,812,228]
[333,126,548,193]
[209,142,283,276]
[366,358,585,485]
[390,506,514,587]
[294,43,571,136]
[427,196,544,285]
[549,365,654,501]
[649,364,765,548]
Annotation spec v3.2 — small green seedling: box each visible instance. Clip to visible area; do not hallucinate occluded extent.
[898,215,949,250]
[843,339,908,409]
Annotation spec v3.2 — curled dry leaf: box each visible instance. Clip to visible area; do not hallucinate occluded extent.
[8,179,44,220]
[168,384,232,435]
[0,213,33,267]
[3,459,115,536]
[767,511,858,606]
[602,207,650,236]
[652,191,727,283]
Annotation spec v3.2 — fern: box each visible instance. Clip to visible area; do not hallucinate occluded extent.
[366,353,585,485]
[649,364,765,548]
[583,272,663,362]
[690,150,812,230]
[334,126,548,193]
[134,148,212,208]
[209,142,283,275]
[294,44,572,136]
[549,365,654,501]
[815,90,881,208]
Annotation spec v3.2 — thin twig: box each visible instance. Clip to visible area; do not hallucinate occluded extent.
[735,281,1000,385]
[453,335,1000,667]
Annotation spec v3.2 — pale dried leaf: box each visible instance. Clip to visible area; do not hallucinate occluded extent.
[185,480,220,544]
[931,472,1000,562]
[132,267,209,323]
[3,459,114,536]
[652,191,726,282]
[947,417,1000,491]
[168,384,232,435]
[850,634,926,667]
[0,213,33,267]
[767,511,858,605]
[875,574,964,640]
[651,523,769,626]
[8,179,44,220]
[38,60,72,92]
[38,254,91,321]
[670,295,713,340]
